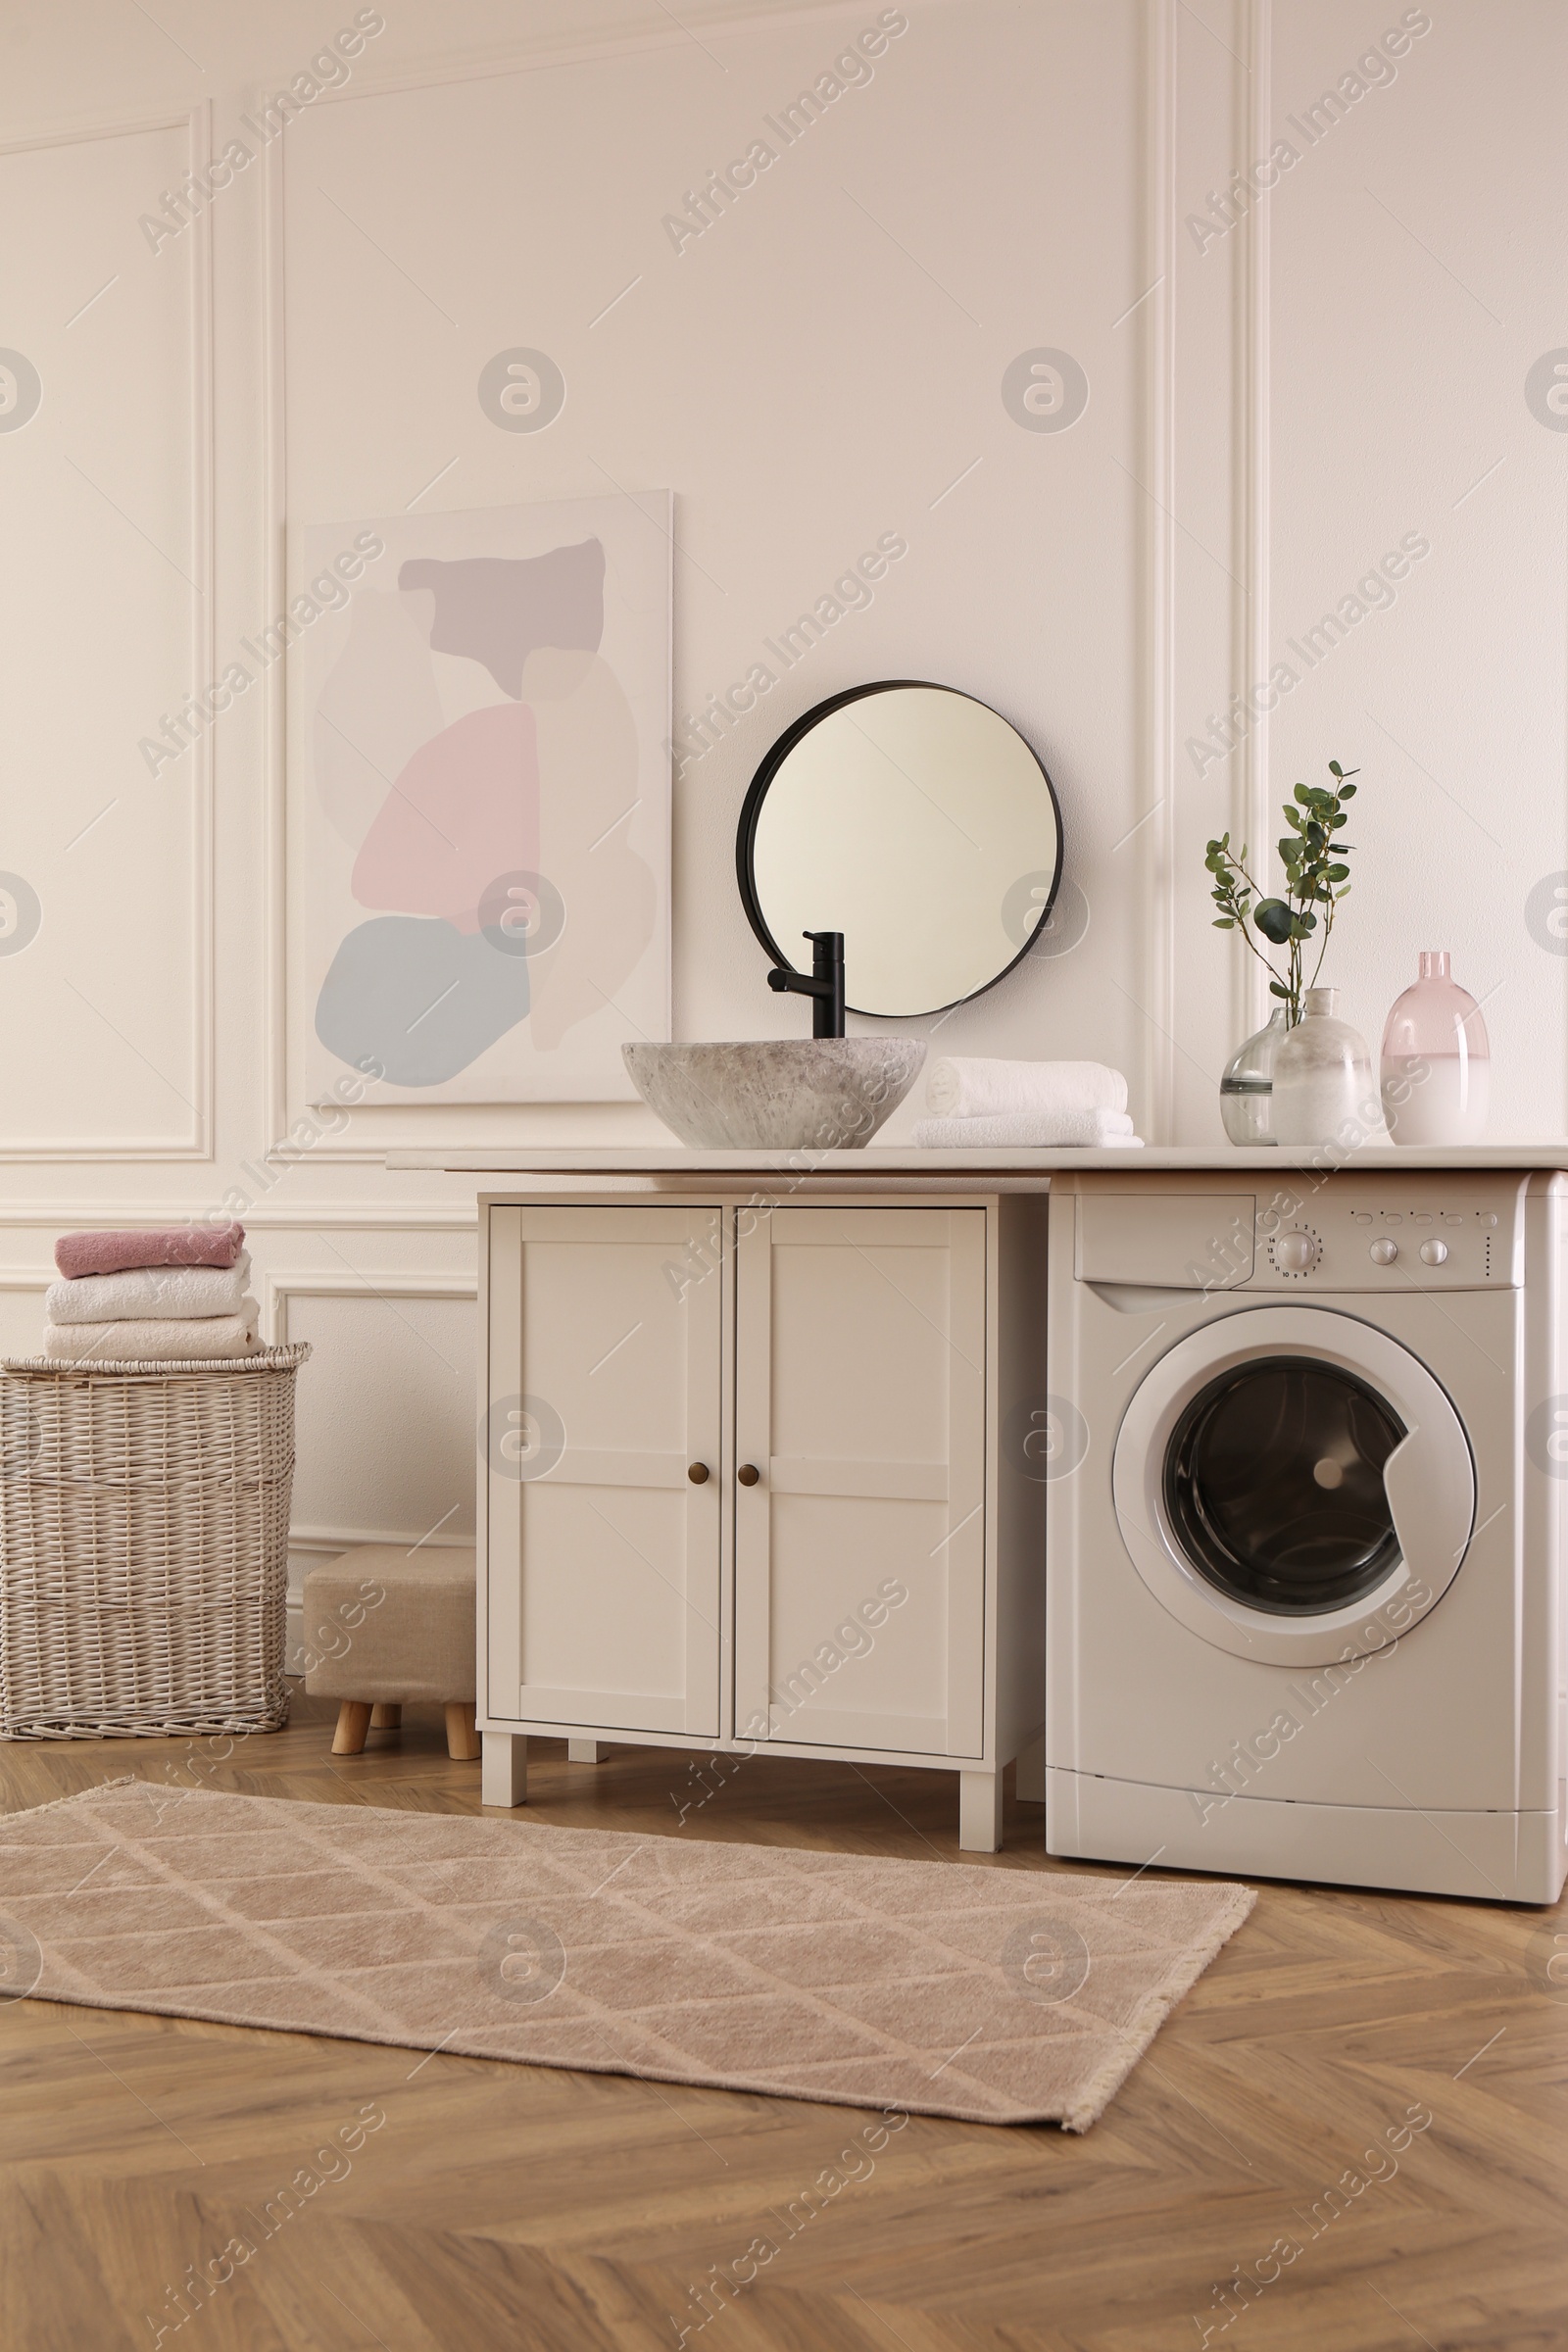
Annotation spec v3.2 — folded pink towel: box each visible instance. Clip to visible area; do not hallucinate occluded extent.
[54,1224,246,1280]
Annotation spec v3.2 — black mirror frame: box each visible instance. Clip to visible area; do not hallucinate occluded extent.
[735,678,1065,1020]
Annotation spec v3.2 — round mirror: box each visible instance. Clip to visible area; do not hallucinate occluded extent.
[737,681,1063,1018]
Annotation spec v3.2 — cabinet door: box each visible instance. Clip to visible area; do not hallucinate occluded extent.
[485,1205,723,1736]
[734,1206,987,1758]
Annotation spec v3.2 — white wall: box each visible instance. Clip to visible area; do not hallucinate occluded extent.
[0,0,1561,1568]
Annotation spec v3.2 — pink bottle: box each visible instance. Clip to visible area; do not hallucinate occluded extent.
[1380,951,1490,1146]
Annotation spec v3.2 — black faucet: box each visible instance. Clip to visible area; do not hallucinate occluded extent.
[767,930,845,1039]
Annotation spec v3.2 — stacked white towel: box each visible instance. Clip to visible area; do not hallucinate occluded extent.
[42,1233,260,1362]
[914,1057,1144,1150]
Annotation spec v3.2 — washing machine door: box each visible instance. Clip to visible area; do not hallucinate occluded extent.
[1112,1306,1475,1665]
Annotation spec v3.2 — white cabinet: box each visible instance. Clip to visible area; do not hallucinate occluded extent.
[478,1189,1045,1850]
[733,1205,987,1760]
[484,1205,723,1738]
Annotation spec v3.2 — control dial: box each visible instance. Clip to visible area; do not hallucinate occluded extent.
[1370,1237,1398,1265]
[1419,1239,1448,1266]
[1272,1231,1319,1275]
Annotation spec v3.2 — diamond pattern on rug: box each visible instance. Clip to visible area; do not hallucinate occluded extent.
[0,1782,1254,2130]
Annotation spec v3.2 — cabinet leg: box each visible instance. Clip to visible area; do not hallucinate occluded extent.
[481,1731,527,1806]
[1014,1732,1045,1805]
[567,1739,605,1764]
[959,1769,1004,1853]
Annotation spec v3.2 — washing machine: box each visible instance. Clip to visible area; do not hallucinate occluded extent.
[1045,1168,1567,1903]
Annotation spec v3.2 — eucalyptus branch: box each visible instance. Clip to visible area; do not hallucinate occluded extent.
[1203,760,1361,1027]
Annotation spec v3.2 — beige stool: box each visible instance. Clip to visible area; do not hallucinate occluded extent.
[302,1544,479,1762]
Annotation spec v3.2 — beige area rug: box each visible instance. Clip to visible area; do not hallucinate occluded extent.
[0,1782,1254,2131]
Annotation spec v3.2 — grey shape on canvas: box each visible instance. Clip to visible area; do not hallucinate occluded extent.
[315,915,533,1087]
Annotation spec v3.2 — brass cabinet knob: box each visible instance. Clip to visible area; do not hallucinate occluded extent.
[687,1462,710,1485]
[737,1463,761,1487]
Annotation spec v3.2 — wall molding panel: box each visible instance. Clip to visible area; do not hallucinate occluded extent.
[271,1273,477,1630]
[263,1268,477,1348]
[0,103,215,1161]
[0,1205,476,1233]
[270,0,917,117]
[263,98,662,1161]
[263,102,290,1160]
[289,1524,473,1556]
[1139,0,1179,1147]
[1238,0,1274,1047]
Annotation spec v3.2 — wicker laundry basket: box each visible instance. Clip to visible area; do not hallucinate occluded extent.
[0,1344,311,1740]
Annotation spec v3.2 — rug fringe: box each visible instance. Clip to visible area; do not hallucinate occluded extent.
[1,1776,138,1824]
[1060,1884,1258,2132]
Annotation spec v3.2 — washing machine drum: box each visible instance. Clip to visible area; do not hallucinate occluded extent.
[1113,1307,1476,1664]
[1165,1355,1404,1613]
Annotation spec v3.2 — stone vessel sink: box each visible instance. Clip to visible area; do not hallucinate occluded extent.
[622,1040,926,1150]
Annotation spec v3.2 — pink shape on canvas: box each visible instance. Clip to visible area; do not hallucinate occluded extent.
[351,704,541,933]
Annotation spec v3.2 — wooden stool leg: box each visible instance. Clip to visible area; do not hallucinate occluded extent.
[445,1702,480,1762]
[333,1701,371,1756]
[369,1704,402,1731]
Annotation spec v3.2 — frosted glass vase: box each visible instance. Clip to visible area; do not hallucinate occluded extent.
[1381,950,1490,1146]
[1219,1007,1288,1146]
[1271,988,1374,1146]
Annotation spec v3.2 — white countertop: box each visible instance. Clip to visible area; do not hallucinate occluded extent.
[386,1143,1568,1176]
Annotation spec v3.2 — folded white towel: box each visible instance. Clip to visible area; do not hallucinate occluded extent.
[913,1114,1146,1150]
[920,1108,1133,1137]
[41,1303,261,1362]
[925,1057,1129,1121]
[47,1253,252,1326]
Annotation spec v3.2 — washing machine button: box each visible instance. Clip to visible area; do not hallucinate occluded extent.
[1419,1238,1448,1266]
[1274,1233,1318,1273]
[1369,1238,1399,1265]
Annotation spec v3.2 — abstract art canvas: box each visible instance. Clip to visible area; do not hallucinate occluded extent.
[297,494,670,1102]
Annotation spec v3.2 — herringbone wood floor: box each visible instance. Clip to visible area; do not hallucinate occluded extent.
[1,1690,1562,2352]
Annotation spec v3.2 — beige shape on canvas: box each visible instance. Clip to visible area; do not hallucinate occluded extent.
[524,649,655,1053]
[517,647,597,702]
[427,649,516,730]
[313,589,448,851]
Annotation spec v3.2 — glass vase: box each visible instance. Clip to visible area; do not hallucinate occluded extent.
[1381,951,1490,1146]
[1271,988,1375,1146]
[1219,1006,1288,1146]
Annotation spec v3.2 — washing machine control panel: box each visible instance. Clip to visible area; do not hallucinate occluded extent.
[1250,1180,1519,1291]
[1072,1177,1531,1293]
